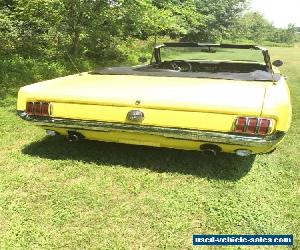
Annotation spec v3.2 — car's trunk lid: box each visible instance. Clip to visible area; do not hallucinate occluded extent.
[20,73,268,116]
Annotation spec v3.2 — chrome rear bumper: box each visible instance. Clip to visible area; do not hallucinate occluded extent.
[17,111,285,148]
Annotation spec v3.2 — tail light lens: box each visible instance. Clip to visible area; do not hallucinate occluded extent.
[233,117,273,135]
[258,119,271,135]
[246,118,258,134]
[234,117,246,133]
[26,102,50,116]
[26,102,34,115]
[41,103,49,116]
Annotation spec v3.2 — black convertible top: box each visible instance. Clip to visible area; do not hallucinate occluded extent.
[92,66,281,82]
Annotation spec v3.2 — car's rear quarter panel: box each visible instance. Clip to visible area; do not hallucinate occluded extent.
[261,77,292,132]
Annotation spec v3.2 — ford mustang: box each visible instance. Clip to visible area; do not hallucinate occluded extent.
[17,43,292,156]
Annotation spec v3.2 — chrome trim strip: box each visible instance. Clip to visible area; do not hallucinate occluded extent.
[255,119,259,134]
[267,119,273,134]
[17,111,285,147]
[49,103,53,116]
[244,117,249,133]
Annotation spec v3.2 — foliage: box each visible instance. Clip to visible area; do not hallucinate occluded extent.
[0,7,18,56]
[229,12,273,42]
[0,56,94,103]
[0,0,298,64]
[184,0,248,42]
[268,24,300,44]
[228,12,299,44]
[0,0,208,62]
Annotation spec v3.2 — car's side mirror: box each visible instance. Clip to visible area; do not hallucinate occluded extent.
[138,56,148,64]
[272,60,284,67]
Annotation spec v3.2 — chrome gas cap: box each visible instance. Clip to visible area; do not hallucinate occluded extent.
[127,110,144,122]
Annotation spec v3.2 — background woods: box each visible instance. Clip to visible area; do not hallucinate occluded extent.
[0,0,299,65]
[0,0,299,96]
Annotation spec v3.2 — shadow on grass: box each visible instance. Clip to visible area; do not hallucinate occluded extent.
[22,136,255,181]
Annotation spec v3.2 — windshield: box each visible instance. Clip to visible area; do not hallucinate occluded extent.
[92,44,277,82]
[160,47,265,64]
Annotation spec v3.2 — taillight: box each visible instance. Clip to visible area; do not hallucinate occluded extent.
[233,117,273,135]
[26,102,34,115]
[234,117,246,133]
[26,102,50,116]
[258,119,271,135]
[33,102,41,115]
[246,118,258,134]
[41,103,49,116]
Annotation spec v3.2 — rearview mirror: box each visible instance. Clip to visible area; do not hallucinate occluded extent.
[272,60,284,67]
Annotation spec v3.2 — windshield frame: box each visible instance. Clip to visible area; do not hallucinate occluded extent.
[152,43,273,71]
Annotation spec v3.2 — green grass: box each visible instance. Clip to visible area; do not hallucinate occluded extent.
[0,45,299,249]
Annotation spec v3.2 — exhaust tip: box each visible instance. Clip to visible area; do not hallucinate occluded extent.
[68,134,79,142]
[67,131,84,142]
[235,149,252,157]
[200,144,222,156]
[46,130,58,136]
[203,149,218,156]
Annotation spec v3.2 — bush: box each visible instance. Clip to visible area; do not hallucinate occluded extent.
[0,56,94,102]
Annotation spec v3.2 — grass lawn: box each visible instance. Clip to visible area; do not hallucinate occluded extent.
[0,45,299,249]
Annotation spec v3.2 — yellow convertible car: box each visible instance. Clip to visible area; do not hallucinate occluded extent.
[17,43,292,156]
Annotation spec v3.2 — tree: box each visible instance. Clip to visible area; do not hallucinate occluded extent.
[268,24,298,44]
[0,7,17,56]
[183,0,248,42]
[7,0,65,57]
[229,12,274,42]
[0,0,296,64]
